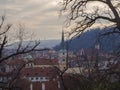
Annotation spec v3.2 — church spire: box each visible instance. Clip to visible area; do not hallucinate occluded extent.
[61,30,65,50]
[59,30,67,71]
[80,48,85,56]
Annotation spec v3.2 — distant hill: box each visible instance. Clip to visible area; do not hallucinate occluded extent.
[54,28,120,52]
[39,40,60,48]
[7,40,60,49]
[4,40,60,55]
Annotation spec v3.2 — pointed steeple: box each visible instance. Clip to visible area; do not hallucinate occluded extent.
[80,48,85,56]
[61,30,65,50]
[59,30,67,71]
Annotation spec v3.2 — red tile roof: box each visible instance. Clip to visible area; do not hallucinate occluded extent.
[33,58,58,65]
[6,59,25,65]
[21,67,59,77]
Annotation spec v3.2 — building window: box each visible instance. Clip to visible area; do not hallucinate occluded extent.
[27,73,29,76]
[40,77,43,80]
[45,77,49,80]
[31,77,33,80]
[63,59,65,61]
[36,77,38,80]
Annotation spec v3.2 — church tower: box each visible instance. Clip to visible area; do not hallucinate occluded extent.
[61,30,65,50]
[58,30,67,71]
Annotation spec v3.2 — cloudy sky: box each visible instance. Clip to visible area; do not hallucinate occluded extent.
[0,0,64,40]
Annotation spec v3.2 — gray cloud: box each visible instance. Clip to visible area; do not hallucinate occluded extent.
[0,0,63,40]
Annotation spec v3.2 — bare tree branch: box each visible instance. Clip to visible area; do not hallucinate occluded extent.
[61,0,120,37]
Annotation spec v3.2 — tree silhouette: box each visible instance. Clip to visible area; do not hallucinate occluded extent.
[59,1,120,90]
[0,15,46,89]
[0,15,41,63]
[61,0,120,37]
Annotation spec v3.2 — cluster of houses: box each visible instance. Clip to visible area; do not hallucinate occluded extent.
[0,31,119,90]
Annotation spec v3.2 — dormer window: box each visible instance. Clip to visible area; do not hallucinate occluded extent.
[31,77,33,80]
[27,73,29,76]
[40,77,43,80]
[45,77,49,80]
[36,77,38,80]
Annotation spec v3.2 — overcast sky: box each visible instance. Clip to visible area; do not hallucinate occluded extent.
[0,0,64,40]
